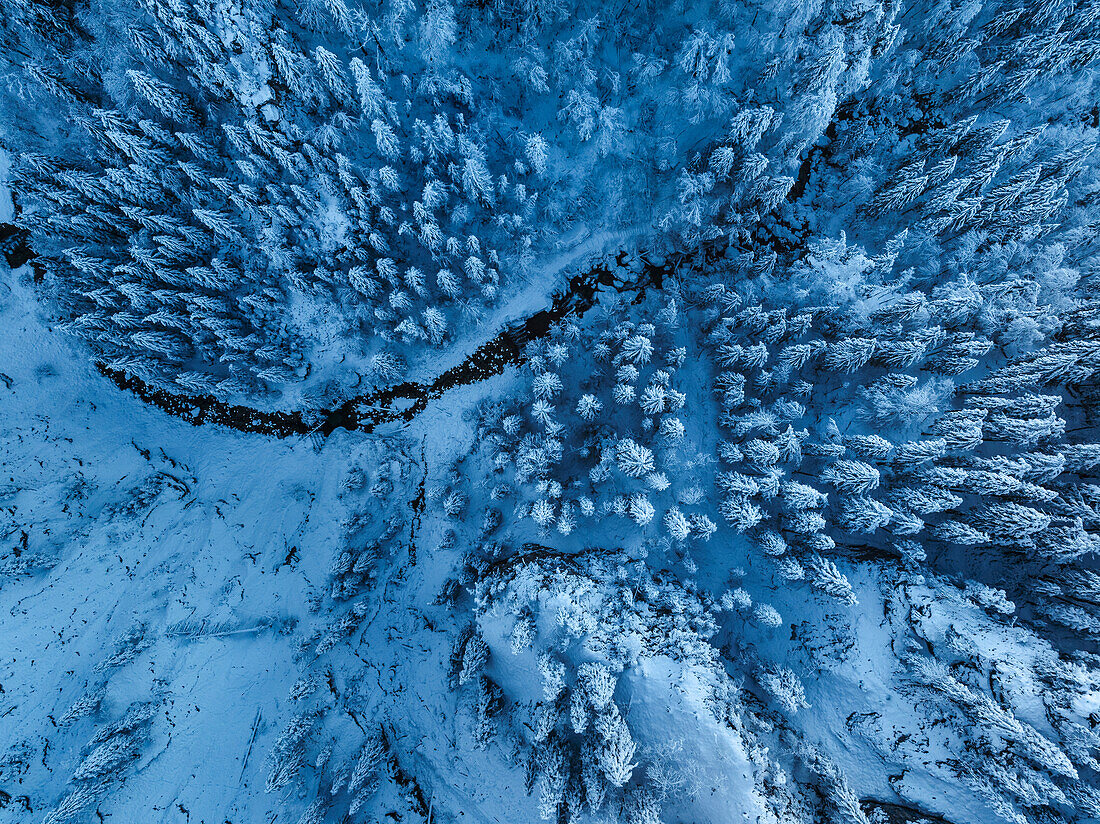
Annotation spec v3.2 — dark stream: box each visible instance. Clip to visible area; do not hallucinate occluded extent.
[92,250,673,439]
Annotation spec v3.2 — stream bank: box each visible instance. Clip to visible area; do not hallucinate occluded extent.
[97,249,675,439]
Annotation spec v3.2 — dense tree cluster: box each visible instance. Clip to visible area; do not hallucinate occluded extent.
[473,288,719,545]
[464,548,746,824]
[0,0,906,401]
[1,0,552,398]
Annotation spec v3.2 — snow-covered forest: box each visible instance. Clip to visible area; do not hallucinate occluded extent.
[1,0,1100,821]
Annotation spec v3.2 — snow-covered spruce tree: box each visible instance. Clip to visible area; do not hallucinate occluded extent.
[43,701,159,824]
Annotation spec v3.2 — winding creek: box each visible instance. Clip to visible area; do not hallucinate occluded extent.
[92,249,677,439]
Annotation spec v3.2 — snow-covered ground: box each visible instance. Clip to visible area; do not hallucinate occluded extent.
[0,259,325,821]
